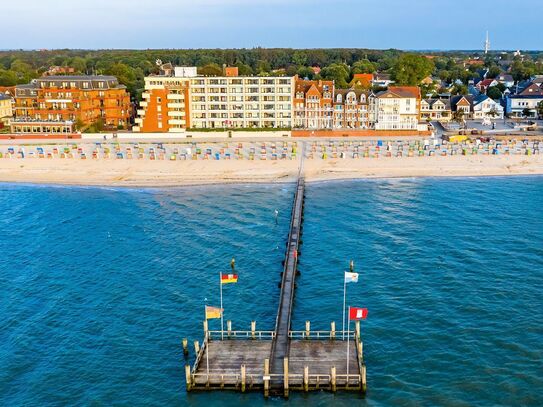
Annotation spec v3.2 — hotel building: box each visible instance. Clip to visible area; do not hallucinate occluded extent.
[374,86,421,130]
[293,78,334,129]
[12,76,131,134]
[134,66,294,132]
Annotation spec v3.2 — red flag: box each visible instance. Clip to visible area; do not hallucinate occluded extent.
[349,307,368,320]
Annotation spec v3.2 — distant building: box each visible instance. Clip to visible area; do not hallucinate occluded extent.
[350,73,373,89]
[476,79,498,93]
[134,65,294,132]
[332,88,373,129]
[43,66,76,76]
[496,73,514,88]
[293,78,334,129]
[12,75,131,134]
[374,86,420,130]
[372,73,394,88]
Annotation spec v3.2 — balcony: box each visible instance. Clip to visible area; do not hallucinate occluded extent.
[167,111,185,117]
[167,102,185,109]
[168,119,186,125]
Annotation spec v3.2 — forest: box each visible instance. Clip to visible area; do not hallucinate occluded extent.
[1,48,542,101]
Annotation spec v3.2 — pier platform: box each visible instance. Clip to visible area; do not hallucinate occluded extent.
[187,327,366,394]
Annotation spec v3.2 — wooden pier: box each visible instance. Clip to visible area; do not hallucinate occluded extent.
[185,152,367,397]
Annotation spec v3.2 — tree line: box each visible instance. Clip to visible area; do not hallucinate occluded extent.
[1,48,542,101]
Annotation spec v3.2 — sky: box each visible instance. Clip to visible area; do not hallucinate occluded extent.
[1,0,542,50]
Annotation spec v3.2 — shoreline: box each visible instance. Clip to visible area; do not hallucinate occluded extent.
[1,155,543,188]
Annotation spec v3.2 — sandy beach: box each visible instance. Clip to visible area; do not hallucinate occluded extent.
[1,154,542,186]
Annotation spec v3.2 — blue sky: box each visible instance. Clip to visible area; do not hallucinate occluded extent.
[2,0,542,50]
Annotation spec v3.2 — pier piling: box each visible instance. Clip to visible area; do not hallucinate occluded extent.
[182,338,188,356]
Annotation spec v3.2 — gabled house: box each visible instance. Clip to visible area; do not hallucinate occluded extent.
[332,89,373,129]
[472,94,504,119]
[451,95,474,119]
[420,98,452,122]
[496,73,514,88]
[476,79,498,93]
[293,78,334,129]
[506,83,543,118]
[350,73,373,89]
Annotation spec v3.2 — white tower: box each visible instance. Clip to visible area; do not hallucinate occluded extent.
[484,31,490,54]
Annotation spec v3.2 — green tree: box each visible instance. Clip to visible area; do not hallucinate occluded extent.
[0,69,18,86]
[69,56,87,73]
[296,66,315,80]
[197,63,222,76]
[105,62,137,97]
[522,108,532,118]
[292,51,307,66]
[537,101,543,119]
[351,59,376,75]
[391,54,434,86]
[320,63,350,88]
[235,62,253,76]
[486,86,502,100]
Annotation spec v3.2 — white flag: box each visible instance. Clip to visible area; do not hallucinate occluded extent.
[344,271,359,283]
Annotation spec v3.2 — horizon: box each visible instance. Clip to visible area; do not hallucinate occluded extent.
[2,0,543,50]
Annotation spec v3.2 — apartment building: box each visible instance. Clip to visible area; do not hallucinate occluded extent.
[332,89,373,129]
[12,76,131,134]
[374,87,420,130]
[0,94,13,127]
[293,78,334,129]
[134,66,294,132]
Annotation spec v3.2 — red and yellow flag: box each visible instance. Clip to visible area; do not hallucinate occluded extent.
[205,305,222,319]
[221,273,238,284]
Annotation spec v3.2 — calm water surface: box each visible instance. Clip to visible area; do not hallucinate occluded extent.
[0,177,542,406]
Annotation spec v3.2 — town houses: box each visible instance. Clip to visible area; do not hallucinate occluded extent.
[4,60,543,137]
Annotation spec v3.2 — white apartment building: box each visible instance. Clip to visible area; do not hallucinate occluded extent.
[134,66,294,132]
[189,76,294,129]
[374,87,420,130]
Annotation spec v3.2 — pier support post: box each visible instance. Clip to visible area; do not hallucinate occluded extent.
[331,321,336,340]
[355,320,360,340]
[283,357,289,398]
[182,338,188,356]
[203,320,208,336]
[331,366,337,392]
[358,340,363,361]
[185,365,192,392]
[361,363,367,393]
[263,358,270,398]
[227,320,232,338]
[241,364,246,393]
[251,321,256,339]
[303,366,309,392]
[193,340,200,354]
[305,320,310,339]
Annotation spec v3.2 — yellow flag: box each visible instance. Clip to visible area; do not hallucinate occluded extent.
[205,305,222,319]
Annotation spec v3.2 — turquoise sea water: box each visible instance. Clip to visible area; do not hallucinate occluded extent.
[1,177,542,406]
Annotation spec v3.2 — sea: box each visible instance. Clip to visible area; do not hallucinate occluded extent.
[0,177,542,406]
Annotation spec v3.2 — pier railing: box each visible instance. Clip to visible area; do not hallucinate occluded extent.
[207,330,275,340]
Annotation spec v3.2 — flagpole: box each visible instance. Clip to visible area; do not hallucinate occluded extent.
[342,274,346,340]
[204,303,209,377]
[219,272,224,340]
[346,307,350,379]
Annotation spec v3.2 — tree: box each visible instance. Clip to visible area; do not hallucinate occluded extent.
[105,62,137,97]
[488,107,499,118]
[320,63,350,88]
[351,59,376,75]
[69,56,87,73]
[391,54,435,86]
[537,101,543,119]
[197,63,222,76]
[486,86,502,100]
[0,69,18,86]
[522,108,532,118]
[235,62,253,76]
[296,66,315,80]
[453,109,465,127]
[487,65,501,79]
[292,51,307,67]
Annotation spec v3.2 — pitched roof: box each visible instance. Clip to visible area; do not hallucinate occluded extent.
[451,95,474,111]
[294,79,333,98]
[423,98,451,109]
[519,83,543,96]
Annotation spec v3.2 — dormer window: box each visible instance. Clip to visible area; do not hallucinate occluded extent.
[360,94,366,103]
[336,94,342,103]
